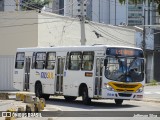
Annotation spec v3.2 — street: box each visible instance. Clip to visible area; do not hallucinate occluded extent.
[144,85,160,99]
[0,85,160,120]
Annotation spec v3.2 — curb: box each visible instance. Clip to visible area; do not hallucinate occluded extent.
[142,98,160,103]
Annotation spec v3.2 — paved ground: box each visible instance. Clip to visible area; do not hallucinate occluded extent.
[143,85,160,102]
[0,85,160,120]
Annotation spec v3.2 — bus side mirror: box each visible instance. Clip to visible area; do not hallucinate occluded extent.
[104,59,108,66]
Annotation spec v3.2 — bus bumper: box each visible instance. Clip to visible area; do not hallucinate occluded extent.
[101,89,143,100]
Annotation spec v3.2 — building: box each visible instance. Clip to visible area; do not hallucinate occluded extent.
[128,0,143,26]
[45,0,64,15]
[64,0,127,25]
[0,11,38,90]
[0,0,18,11]
[64,0,87,18]
[63,0,158,26]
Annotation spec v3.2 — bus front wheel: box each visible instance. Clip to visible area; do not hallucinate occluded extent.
[82,87,91,105]
[115,99,123,105]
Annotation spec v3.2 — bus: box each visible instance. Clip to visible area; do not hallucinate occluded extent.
[13,45,145,105]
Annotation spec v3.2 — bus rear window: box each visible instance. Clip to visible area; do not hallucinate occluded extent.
[15,52,25,69]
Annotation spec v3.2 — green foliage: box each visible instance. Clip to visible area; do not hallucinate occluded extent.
[21,0,50,10]
[149,80,158,86]
[119,0,160,14]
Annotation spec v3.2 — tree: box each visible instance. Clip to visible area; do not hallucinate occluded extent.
[21,0,50,11]
[119,0,160,14]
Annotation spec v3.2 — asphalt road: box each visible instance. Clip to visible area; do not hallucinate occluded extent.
[0,96,160,120]
[0,85,160,120]
[44,96,160,120]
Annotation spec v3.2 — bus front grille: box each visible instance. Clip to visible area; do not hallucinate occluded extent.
[116,89,134,92]
[113,83,138,88]
[118,93,132,97]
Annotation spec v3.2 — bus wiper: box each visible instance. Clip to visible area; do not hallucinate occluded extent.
[117,71,131,81]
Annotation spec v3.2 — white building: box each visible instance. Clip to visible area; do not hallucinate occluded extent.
[0,0,18,11]
[63,0,156,26]
[64,0,87,18]
[64,0,128,25]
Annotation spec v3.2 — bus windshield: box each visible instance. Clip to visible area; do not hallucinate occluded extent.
[104,57,144,82]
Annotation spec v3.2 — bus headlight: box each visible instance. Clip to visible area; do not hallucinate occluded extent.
[105,84,114,91]
[136,86,144,93]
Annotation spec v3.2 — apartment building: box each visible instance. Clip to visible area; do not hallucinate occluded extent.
[0,0,18,11]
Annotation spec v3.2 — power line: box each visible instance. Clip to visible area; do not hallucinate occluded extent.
[88,21,135,46]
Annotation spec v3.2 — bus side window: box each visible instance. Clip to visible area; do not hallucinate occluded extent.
[35,52,46,69]
[32,52,36,69]
[15,52,25,69]
[82,51,94,71]
[68,52,82,70]
[65,52,69,70]
[46,52,56,70]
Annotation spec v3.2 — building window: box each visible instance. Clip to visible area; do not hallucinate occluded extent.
[15,52,25,69]
[35,52,46,69]
[46,52,56,70]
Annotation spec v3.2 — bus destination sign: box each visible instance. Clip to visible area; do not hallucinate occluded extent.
[106,48,143,57]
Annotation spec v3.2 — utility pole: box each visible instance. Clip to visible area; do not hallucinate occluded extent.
[80,0,86,45]
[99,0,100,22]
[142,8,146,54]
[15,0,19,11]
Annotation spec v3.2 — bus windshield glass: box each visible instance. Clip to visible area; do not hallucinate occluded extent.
[105,48,144,82]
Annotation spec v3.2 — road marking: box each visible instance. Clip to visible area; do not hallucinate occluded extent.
[155,92,160,94]
[144,92,152,94]
[144,91,160,94]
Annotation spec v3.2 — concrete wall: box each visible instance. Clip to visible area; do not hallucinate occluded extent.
[38,12,136,47]
[0,11,38,55]
[0,11,38,90]
[0,56,15,90]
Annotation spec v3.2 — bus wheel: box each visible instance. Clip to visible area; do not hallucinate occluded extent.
[64,96,77,101]
[35,82,42,98]
[43,94,50,100]
[82,87,91,105]
[115,99,123,105]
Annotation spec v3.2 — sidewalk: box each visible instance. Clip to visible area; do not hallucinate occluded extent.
[143,85,160,103]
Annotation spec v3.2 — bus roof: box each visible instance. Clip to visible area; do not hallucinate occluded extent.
[17,45,143,52]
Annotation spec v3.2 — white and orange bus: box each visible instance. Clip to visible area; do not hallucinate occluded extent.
[13,45,145,105]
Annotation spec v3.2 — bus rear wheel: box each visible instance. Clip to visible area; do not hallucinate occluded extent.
[115,99,123,105]
[82,87,91,105]
[43,94,50,100]
[35,82,43,98]
[64,96,77,101]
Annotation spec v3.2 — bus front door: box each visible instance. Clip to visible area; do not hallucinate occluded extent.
[94,58,103,97]
[55,57,65,94]
[24,57,31,91]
